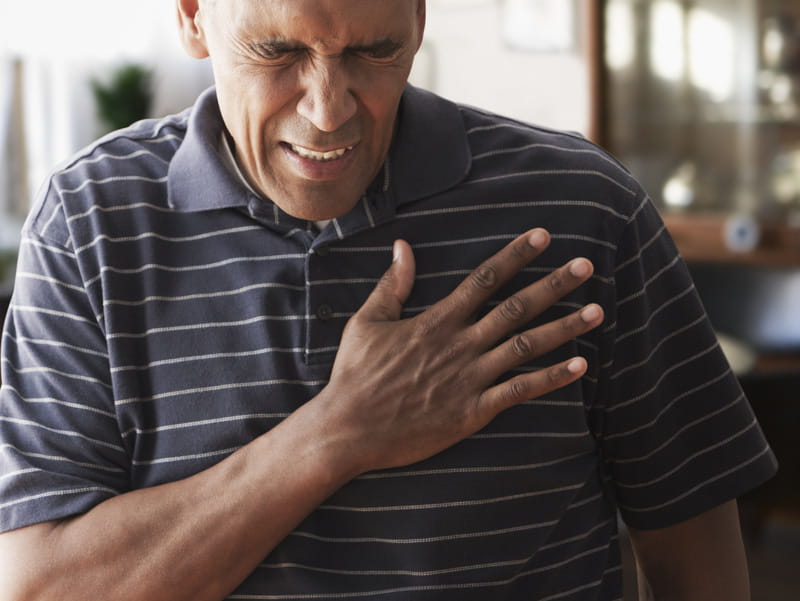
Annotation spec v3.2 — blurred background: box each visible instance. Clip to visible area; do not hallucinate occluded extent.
[0,0,798,598]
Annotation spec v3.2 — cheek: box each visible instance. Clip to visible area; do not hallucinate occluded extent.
[356,73,408,132]
[219,73,296,140]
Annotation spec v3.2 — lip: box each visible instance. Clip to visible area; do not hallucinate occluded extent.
[281,141,359,181]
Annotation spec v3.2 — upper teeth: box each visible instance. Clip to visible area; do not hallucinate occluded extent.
[291,144,352,161]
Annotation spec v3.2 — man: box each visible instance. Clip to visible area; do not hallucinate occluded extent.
[0,1,776,600]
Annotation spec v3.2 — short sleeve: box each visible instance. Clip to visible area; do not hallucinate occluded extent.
[0,189,128,533]
[593,194,778,530]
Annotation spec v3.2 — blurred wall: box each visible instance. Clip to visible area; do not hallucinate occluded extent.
[0,0,591,243]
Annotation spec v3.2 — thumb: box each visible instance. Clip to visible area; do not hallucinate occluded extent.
[359,239,416,321]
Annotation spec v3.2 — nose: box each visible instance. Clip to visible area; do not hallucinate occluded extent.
[296,57,357,133]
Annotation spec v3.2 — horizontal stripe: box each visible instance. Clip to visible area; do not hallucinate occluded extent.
[616,419,757,489]
[0,467,41,481]
[614,224,667,273]
[2,358,112,389]
[319,483,583,513]
[621,445,773,513]
[2,332,109,359]
[291,518,559,545]
[230,548,608,600]
[466,169,637,197]
[115,379,327,405]
[472,141,629,173]
[57,175,169,196]
[0,444,126,473]
[0,385,116,419]
[470,431,588,440]
[19,236,76,258]
[131,446,239,466]
[608,342,721,413]
[111,347,304,373]
[67,200,173,223]
[85,253,307,287]
[121,412,291,438]
[605,370,734,450]
[614,284,696,344]
[399,199,630,221]
[58,149,169,179]
[9,304,99,328]
[103,281,306,307]
[0,486,119,511]
[610,314,706,380]
[73,225,262,254]
[107,314,308,339]
[14,272,85,293]
[357,451,587,480]
[0,417,124,452]
[616,255,682,306]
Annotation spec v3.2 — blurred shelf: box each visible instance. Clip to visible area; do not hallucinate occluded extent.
[664,213,800,267]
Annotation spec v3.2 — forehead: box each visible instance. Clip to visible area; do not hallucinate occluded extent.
[222,0,419,48]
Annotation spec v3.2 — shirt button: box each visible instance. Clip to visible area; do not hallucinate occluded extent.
[316,304,334,321]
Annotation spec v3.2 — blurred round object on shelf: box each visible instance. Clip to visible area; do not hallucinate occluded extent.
[723,213,761,253]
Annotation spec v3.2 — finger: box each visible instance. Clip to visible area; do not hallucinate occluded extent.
[478,356,588,414]
[475,303,604,382]
[473,257,595,345]
[357,240,416,322]
[432,228,551,325]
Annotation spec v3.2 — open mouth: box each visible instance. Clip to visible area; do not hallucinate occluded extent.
[288,143,354,162]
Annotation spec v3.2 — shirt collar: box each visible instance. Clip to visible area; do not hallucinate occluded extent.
[168,85,471,214]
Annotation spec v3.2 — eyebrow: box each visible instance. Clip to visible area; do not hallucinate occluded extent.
[250,37,404,57]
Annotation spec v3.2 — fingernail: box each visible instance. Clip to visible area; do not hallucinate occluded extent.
[569,258,591,278]
[581,304,602,323]
[392,241,401,263]
[567,358,586,374]
[528,229,548,249]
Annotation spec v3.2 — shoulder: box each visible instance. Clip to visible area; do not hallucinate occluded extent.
[459,102,633,178]
[24,109,191,247]
[453,102,646,220]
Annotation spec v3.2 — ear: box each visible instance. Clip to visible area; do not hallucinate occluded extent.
[176,0,210,59]
[415,0,427,50]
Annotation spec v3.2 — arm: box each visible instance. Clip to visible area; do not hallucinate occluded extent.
[628,500,750,601]
[0,229,604,601]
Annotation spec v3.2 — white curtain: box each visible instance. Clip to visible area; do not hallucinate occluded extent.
[0,1,214,238]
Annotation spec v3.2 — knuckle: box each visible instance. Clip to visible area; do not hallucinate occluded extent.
[561,314,577,333]
[511,333,535,358]
[507,377,529,402]
[442,336,470,363]
[499,295,527,322]
[471,264,498,290]
[546,364,565,386]
[547,271,564,293]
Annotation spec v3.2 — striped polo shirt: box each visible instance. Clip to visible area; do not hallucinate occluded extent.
[0,85,776,600]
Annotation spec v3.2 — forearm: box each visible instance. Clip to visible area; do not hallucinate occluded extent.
[0,402,355,601]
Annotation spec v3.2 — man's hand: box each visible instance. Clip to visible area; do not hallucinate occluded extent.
[315,228,604,474]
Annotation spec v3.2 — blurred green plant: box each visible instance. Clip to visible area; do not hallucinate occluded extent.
[0,249,17,292]
[90,63,153,133]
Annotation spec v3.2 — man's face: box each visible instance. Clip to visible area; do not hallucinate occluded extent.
[190,0,425,221]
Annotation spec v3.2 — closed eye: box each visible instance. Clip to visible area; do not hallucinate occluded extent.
[250,40,304,61]
[350,39,404,61]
